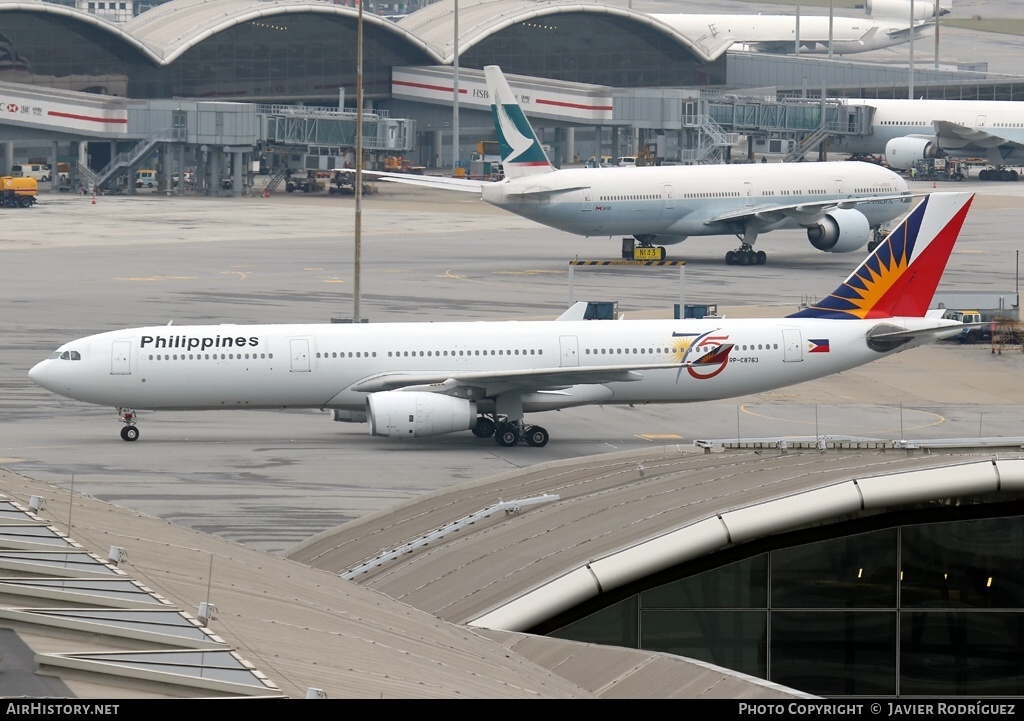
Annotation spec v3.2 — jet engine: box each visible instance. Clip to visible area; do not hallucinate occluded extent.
[885,136,940,170]
[806,208,871,253]
[366,391,476,438]
[866,0,948,21]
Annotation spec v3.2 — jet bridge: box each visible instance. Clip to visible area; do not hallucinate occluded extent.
[0,81,415,195]
[706,94,875,160]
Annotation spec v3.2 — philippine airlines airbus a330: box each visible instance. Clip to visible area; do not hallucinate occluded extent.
[369,66,912,266]
[29,192,974,447]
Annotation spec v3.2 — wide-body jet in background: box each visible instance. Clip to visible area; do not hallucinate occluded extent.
[834,98,1024,180]
[369,66,913,266]
[30,193,975,447]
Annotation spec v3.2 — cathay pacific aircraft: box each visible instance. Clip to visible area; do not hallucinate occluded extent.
[29,192,974,447]
[369,66,912,266]
[833,98,1024,179]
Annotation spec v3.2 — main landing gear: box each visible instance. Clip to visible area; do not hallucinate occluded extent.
[866,227,889,253]
[117,407,139,442]
[472,415,549,447]
[725,245,766,266]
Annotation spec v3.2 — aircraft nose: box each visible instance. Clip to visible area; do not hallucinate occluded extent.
[28,360,54,390]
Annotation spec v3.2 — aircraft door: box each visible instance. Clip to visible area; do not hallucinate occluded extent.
[782,329,803,362]
[976,115,987,127]
[581,187,593,212]
[289,338,311,372]
[664,184,675,210]
[559,335,579,367]
[744,181,753,206]
[111,340,131,375]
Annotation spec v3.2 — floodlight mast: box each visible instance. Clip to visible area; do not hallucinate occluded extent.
[353,0,364,323]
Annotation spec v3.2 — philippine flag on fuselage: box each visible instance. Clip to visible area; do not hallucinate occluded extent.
[808,338,830,353]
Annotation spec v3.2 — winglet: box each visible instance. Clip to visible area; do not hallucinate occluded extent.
[484,65,554,180]
[788,192,974,320]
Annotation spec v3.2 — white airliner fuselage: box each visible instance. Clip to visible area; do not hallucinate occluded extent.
[479,162,910,242]
[27,191,977,446]
[652,13,934,56]
[30,317,954,416]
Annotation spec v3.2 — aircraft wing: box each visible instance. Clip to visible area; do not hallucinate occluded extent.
[350,345,733,394]
[705,193,910,226]
[341,169,485,193]
[933,120,1024,156]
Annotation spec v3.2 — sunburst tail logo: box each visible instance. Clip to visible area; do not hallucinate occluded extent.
[788,193,974,320]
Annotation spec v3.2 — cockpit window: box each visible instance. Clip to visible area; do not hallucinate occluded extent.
[49,351,61,359]
[70,351,81,360]
[54,351,82,361]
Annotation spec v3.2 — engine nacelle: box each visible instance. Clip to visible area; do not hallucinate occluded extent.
[866,0,948,21]
[366,391,476,438]
[806,208,871,253]
[332,409,367,423]
[885,136,940,170]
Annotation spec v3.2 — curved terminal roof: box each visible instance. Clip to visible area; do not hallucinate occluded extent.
[122,0,443,64]
[0,0,161,64]
[288,446,1024,633]
[396,0,732,63]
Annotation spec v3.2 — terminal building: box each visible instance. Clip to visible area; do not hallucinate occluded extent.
[0,0,1019,190]
[1,0,1023,698]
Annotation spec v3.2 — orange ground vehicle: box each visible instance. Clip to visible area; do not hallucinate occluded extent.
[1,176,38,207]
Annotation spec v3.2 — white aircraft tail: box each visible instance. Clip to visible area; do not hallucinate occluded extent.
[484,66,555,180]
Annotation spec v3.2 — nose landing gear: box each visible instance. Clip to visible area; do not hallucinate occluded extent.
[117,407,139,442]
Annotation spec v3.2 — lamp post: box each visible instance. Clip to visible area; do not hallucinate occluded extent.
[353,0,364,322]
[452,0,460,172]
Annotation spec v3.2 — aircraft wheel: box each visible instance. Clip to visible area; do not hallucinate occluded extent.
[524,426,549,448]
[1000,169,1012,182]
[1012,170,1020,182]
[756,250,767,265]
[472,417,496,438]
[725,250,736,265]
[120,426,139,442]
[495,425,519,447]
[738,250,751,266]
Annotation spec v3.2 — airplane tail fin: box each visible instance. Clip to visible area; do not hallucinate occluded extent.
[788,192,974,320]
[484,65,555,180]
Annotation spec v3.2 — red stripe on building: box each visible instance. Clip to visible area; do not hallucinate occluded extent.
[48,110,128,124]
[393,80,468,94]
[536,98,613,111]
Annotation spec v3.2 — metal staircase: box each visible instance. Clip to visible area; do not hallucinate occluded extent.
[92,128,184,190]
[680,104,741,165]
[782,124,831,163]
[264,167,288,193]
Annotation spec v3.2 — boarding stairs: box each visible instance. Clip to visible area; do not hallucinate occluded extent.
[263,167,289,193]
[782,124,831,163]
[680,108,741,165]
[92,128,185,190]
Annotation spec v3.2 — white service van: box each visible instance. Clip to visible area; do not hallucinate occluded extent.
[135,169,157,188]
[12,163,51,182]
